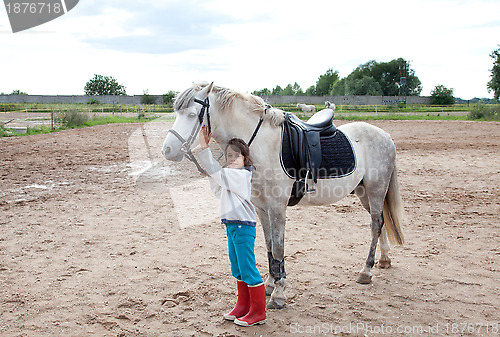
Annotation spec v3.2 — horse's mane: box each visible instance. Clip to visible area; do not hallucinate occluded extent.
[174,82,285,127]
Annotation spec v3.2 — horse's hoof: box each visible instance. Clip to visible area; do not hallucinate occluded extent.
[377,258,391,269]
[264,275,275,296]
[356,273,372,284]
[267,298,285,309]
[265,287,274,296]
[264,283,275,296]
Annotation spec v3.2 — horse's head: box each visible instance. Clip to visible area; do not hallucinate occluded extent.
[162,82,214,161]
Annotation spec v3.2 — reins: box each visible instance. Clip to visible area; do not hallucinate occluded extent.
[248,117,264,147]
[167,97,265,175]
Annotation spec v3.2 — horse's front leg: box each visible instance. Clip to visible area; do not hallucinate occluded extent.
[255,207,275,296]
[253,169,291,308]
[266,207,287,309]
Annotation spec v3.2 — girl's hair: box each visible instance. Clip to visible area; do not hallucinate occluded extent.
[226,138,253,169]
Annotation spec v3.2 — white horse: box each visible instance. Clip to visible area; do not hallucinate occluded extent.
[162,82,405,309]
[325,101,336,110]
[297,103,316,113]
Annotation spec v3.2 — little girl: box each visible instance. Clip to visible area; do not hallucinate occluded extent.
[198,126,266,326]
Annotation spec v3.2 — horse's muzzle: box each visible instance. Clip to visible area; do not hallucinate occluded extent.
[161,144,184,161]
[162,144,184,162]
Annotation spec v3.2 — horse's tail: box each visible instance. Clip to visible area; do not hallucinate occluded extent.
[382,163,405,245]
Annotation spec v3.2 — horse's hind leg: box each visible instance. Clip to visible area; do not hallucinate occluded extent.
[357,211,384,284]
[378,228,391,269]
[355,184,391,270]
[354,183,386,284]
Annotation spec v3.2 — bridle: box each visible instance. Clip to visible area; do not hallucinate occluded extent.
[167,97,265,174]
[167,97,210,174]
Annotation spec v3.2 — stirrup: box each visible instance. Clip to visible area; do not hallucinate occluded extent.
[304,170,316,193]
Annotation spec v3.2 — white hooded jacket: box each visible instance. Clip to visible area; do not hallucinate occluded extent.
[199,148,257,226]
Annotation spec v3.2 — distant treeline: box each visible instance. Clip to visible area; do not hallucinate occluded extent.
[455,97,498,104]
[252,58,423,97]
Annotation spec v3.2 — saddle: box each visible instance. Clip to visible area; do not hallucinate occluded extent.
[281,108,356,206]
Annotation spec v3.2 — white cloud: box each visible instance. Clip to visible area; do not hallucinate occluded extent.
[0,0,499,98]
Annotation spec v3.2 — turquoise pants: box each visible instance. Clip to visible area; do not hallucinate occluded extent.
[226,223,263,286]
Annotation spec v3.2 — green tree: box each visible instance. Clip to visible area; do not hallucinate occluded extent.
[84,74,126,96]
[430,85,455,105]
[331,78,346,95]
[342,58,422,96]
[487,45,500,100]
[141,90,157,104]
[292,82,304,95]
[315,68,340,95]
[251,88,270,96]
[162,90,178,105]
[305,85,316,96]
[348,75,383,95]
[10,90,27,95]
[282,84,294,96]
[271,85,283,96]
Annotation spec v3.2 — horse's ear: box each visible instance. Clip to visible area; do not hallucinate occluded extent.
[199,82,214,99]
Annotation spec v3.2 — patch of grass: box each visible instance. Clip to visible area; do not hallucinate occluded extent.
[25,125,63,135]
[0,115,159,138]
[335,114,468,121]
[0,126,16,137]
[0,125,61,137]
[0,102,174,114]
[59,110,89,127]
[468,104,500,121]
[83,115,157,126]
[0,103,17,112]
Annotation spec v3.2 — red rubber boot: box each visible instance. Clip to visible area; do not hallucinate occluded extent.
[223,280,250,321]
[234,283,266,326]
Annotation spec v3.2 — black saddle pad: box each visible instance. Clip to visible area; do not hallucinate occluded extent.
[280,126,356,180]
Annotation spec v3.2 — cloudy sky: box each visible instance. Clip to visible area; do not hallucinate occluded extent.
[1,0,499,99]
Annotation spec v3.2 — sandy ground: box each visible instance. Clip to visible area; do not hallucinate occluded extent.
[0,120,499,337]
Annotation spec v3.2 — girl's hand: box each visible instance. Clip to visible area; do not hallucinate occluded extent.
[200,126,211,150]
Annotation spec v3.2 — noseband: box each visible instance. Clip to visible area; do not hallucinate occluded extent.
[167,97,265,174]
